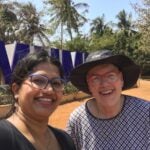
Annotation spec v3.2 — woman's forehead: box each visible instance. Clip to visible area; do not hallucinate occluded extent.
[32,62,59,74]
[87,64,119,75]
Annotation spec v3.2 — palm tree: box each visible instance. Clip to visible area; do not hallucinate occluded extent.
[64,0,88,39]
[45,0,88,49]
[134,0,150,52]
[0,2,17,43]
[115,9,138,38]
[116,10,132,31]
[14,2,50,47]
[114,10,139,56]
[90,15,106,36]
[90,14,112,37]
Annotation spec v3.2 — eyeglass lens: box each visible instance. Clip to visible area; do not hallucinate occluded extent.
[30,75,64,91]
[88,72,119,85]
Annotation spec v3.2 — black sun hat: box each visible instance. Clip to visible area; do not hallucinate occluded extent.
[70,50,141,94]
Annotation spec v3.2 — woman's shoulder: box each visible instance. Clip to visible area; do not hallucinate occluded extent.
[50,126,70,137]
[49,126,76,150]
[70,101,87,117]
[125,95,150,105]
[124,95,150,113]
[0,119,11,132]
[0,119,14,148]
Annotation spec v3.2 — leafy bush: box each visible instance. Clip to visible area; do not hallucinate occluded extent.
[0,85,14,105]
[62,82,90,105]
[64,82,79,95]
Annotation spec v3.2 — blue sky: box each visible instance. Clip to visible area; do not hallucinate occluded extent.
[18,0,139,35]
[20,0,139,20]
[77,0,139,21]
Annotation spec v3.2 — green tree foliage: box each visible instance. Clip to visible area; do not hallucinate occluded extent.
[89,14,115,52]
[90,14,112,37]
[134,0,150,52]
[114,30,140,56]
[89,34,116,52]
[133,49,150,75]
[44,0,88,48]
[14,2,50,47]
[133,0,150,75]
[113,10,140,57]
[0,3,17,43]
[116,9,132,30]
[0,1,149,76]
[65,35,90,52]
[90,15,106,36]
[0,1,50,46]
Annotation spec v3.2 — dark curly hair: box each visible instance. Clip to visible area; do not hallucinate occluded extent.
[11,50,64,86]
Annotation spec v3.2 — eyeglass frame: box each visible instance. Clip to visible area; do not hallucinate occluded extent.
[28,74,65,91]
[87,71,121,85]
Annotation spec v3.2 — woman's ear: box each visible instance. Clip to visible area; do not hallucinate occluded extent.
[120,73,124,89]
[11,83,20,100]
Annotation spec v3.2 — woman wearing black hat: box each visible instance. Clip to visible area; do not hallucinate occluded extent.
[66,50,150,150]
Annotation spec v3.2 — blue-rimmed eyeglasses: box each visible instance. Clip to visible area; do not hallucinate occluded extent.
[29,74,65,91]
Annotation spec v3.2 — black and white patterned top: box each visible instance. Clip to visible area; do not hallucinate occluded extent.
[66,95,150,150]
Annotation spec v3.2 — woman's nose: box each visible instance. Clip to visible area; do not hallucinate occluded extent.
[43,83,54,92]
[99,77,110,85]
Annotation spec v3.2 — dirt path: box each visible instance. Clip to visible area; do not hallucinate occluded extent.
[49,79,150,129]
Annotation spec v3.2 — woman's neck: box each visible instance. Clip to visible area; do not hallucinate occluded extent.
[88,95,124,119]
[7,110,48,135]
[7,111,61,150]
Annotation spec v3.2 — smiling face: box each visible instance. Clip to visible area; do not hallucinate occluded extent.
[87,64,124,107]
[12,62,63,121]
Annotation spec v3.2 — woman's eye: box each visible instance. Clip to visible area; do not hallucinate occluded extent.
[33,79,45,85]
[33,79,43,84]
[92,76,100,82]
[52,81,62,86]
[107,73,117,80]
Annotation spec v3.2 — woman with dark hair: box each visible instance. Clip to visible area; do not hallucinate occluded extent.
[0,50,76,150]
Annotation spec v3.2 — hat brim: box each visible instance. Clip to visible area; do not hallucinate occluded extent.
[70,55,140,94]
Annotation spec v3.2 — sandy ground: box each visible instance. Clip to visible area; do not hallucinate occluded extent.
[49,79,150,129]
